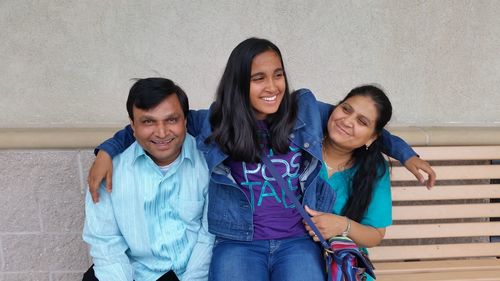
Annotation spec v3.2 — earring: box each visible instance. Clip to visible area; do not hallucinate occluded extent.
[365,144,370,150]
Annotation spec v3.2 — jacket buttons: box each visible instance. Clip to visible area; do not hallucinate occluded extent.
[304,142,310,148]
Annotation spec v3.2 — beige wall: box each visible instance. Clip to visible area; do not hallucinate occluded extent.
[2,0,500,129]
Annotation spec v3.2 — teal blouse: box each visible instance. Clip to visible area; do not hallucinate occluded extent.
[320,162,392,228]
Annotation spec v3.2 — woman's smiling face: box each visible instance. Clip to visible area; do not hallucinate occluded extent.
[326,95,379,150]
[248,50,286,120]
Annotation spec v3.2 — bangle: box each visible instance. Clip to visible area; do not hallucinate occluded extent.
[341,217,351,237]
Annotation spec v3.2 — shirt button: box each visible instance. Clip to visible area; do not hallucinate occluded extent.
[304,142,310,148]
[290,133,295,138]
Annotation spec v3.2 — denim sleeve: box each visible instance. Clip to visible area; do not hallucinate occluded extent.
[294,88,333,133]
[187,109,209,137]
[380,130,417,163]
[95,125,135,158]
[316,100,334,132]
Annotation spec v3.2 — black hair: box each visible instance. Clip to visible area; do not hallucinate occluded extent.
[126,77,189,120]
[339,85,393,223]
[207,37,297,163]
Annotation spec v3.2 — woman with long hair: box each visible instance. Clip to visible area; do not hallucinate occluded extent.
[305,85,396,281]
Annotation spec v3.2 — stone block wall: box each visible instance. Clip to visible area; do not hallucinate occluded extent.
[0,150,95,280]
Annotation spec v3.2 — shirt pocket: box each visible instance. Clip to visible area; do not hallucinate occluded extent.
[174,198,205,226]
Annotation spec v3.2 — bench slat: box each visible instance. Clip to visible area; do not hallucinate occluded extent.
[370,242,500,261]
[392,185,500,201]
[393,203,500,220]
[375,269,500,281]
[385,221,500,239]
[391,165,500,181]
[412,146,500,161]
[373,145,500,280]
[374,259,500,275]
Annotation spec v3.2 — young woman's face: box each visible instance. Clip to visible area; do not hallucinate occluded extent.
[249,50,286,120]
[326,95,379,151]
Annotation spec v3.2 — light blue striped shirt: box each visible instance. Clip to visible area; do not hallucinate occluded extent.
[83,134,214,281]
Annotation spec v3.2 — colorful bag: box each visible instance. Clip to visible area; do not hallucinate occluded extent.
[261,155,376,280]
[326,236,375,281]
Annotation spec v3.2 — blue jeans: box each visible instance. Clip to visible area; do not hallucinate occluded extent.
[209,236,326,281]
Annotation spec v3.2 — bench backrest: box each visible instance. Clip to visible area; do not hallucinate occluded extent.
[370,145,500,262]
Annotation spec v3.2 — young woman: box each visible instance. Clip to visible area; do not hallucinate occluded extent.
[305,85,396,281]
[87,38,435,280]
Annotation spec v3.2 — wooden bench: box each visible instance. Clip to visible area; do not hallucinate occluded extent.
[371,145,500,280]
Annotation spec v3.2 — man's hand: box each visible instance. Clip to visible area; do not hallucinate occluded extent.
[87,150,113,203]
[404,156,436,189]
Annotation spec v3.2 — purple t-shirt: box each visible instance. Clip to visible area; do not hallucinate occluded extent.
[225,122,306,240]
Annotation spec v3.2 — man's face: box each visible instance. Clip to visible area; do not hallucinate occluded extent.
[130,94,187,166]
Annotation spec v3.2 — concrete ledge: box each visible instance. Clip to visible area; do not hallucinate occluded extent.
[1,127,500,149]
[0,128,121,149]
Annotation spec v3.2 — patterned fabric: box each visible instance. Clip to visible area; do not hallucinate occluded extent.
[327,236,375,281]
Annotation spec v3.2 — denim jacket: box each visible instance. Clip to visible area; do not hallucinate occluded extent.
[97,89,416,241]
[188,89,336,241]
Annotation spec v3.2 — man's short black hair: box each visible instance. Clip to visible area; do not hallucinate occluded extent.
[126,78,189,120]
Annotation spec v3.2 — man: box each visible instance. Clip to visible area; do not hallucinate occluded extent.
[83,78,213,281]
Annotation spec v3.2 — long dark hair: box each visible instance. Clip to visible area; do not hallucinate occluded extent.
[339,85,393,223]
[207,38,297,163]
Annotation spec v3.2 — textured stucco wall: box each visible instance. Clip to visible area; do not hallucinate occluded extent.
[1,0,500,128]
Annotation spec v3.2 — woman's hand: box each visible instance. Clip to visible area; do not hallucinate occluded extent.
[404,156,436,189]
[304,206,386,247]
[87,150,113,203]
[304,206,347,242]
